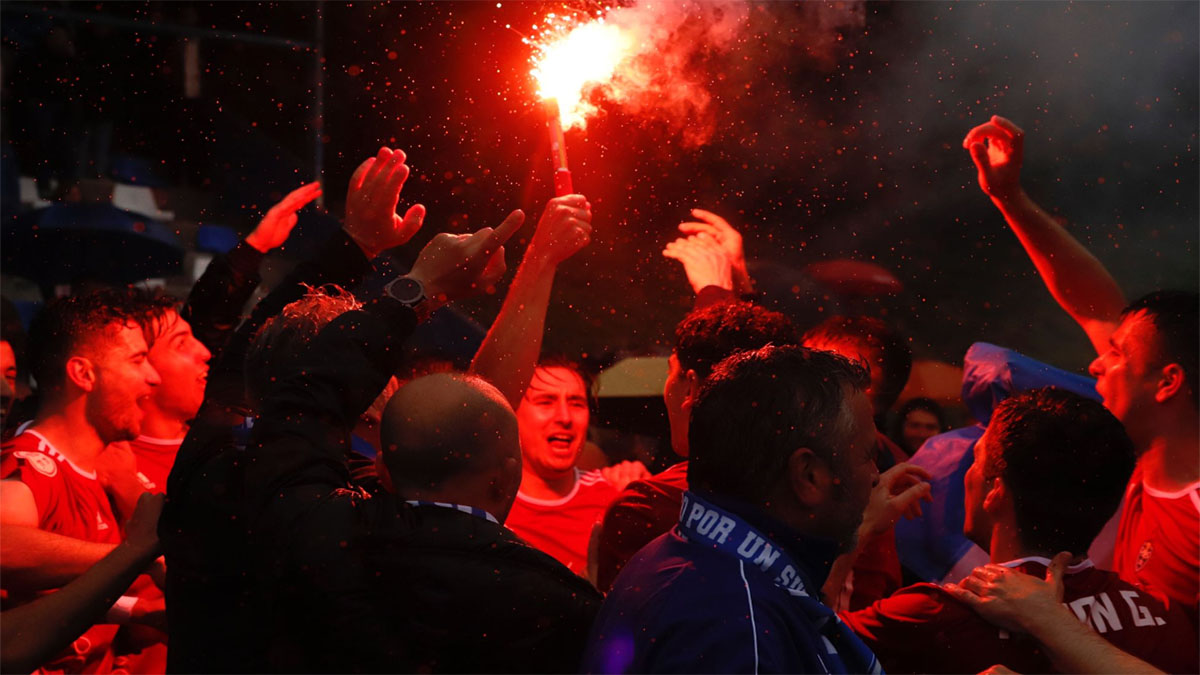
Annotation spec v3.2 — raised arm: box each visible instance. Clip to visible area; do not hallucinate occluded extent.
[182,182,322,356]
[944,552,1164,674]
[964,116,1126,354]
[469,194,591,409]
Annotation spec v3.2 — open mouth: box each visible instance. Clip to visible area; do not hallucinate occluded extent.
[547,433,574,449]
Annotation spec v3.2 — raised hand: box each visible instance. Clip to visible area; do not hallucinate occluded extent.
[245,182,323,253]
[663,235,734,293]
[526,194,592,268]
[124,492,164,556]
[943,551,1071,633]
[344,147,427,259]
[858,461,933,538]
[677,209,753,294]
[963,115,1026,202]
[407,209,527,304]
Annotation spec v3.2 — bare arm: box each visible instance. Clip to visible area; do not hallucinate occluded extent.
[1,494,162,674]
[964,116,1126,354]
[470,195,591,409]
[945,552,1163,674]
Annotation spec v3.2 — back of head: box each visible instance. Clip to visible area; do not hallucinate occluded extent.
[1122,290,1198,408]
[688,344,869,505]
[245,286,360,411]
[802,315,911,412]
[381,372,519,501]
[27,288,147,393]
[674,301,799,379]
[989,387,1135,554]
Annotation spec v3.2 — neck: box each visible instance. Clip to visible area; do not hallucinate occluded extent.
[1136,420,1200,491]
[138,408,189,441]
[30,403,106,473]
[986,526,1029,565]
[518,466,576,500]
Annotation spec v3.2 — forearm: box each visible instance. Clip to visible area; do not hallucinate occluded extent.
[0,525,118,591]
[993,190,1125,352]
[0,541,157,673]
[1021,607,1163,674]
[470,255,557,409]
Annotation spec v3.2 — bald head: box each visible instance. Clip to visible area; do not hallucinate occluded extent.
[381,373,521,513]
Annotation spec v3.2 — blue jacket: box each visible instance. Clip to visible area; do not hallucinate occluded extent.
[582,492,882,674]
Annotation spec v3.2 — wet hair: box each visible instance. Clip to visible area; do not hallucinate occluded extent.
[126,288,181,349]
[802,315,912,412]
[1122,290,1198,408]
[531,355,596,412]
[674,301,799,380]
[245,286,361,410]
[987,387,1135,555]
[27,288,150,391]
[688,345,869,504]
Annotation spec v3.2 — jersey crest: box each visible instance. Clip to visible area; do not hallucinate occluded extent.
[13,450,57,477]
[1135,540,1153,571]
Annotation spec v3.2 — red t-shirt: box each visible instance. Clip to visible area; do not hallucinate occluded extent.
[128,435,182,494]
[842,558,1199,674]
[595,461,689,592]
[1,429,122,674]
[505,468,618,576]
[1113,463,1200,622]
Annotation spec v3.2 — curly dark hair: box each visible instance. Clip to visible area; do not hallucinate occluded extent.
[674,301,799,380]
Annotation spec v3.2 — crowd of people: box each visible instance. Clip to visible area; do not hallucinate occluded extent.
[0,116,1196,674]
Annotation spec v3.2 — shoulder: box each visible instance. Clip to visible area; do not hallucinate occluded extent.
[841,582,962,638]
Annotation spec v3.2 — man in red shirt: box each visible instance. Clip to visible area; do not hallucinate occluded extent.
[841,388,1198,674]
[0,289,164,673]
[504,362,618,575]
[966,115,1198,620]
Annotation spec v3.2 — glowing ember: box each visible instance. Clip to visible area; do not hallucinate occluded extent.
[527,11,635,129]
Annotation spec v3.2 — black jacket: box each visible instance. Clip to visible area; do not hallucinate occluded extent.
[242,296,600,673]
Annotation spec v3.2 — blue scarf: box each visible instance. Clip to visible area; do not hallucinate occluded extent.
[678,491,884,675]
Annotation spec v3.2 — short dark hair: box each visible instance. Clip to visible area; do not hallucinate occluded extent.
[1122,290,1198,408]
[245,286,360,410]
[987,387,1135,555]
[532,355,596,412]
[27,288,148,391]
[128,289,182,349]
[802,315,912,412]
[674,301,799,380]
[688,345,870,504]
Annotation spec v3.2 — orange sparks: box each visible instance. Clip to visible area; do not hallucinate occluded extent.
[527,10,634,130]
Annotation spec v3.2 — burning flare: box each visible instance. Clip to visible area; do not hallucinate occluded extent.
[528,11,635,129]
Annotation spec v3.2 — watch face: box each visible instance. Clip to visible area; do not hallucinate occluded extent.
[387,277,425,305]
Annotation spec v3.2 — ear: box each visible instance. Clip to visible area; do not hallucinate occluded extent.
[65,356,96,393]
[680,369,701,411]
[1154,363,1187,403]
[787,447,832,508]
[982,475,1008,514]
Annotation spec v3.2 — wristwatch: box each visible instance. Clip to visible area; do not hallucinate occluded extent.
[383,276,427,309]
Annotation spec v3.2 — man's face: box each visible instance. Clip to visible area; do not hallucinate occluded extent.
[824,389,880,553]
[1088,311,1159,435]
[86,322,161,443]
[146,310,211,424]
[515,366,590,480]
[962,425,999,548]
[663,353,690,458]
[901,408,940,452]
[0,340,16,393]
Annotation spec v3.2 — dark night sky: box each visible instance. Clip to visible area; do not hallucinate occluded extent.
[4,1,1197,374]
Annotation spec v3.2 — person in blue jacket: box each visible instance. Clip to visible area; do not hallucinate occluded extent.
[582,345,884,674]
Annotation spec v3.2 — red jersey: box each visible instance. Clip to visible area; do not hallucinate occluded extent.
[842,557,1199,674]
[596,461,690,592]
[128,435,182,493]
[1113,463,1200,621]
[1,429,122,674]
[505,468,618,576]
